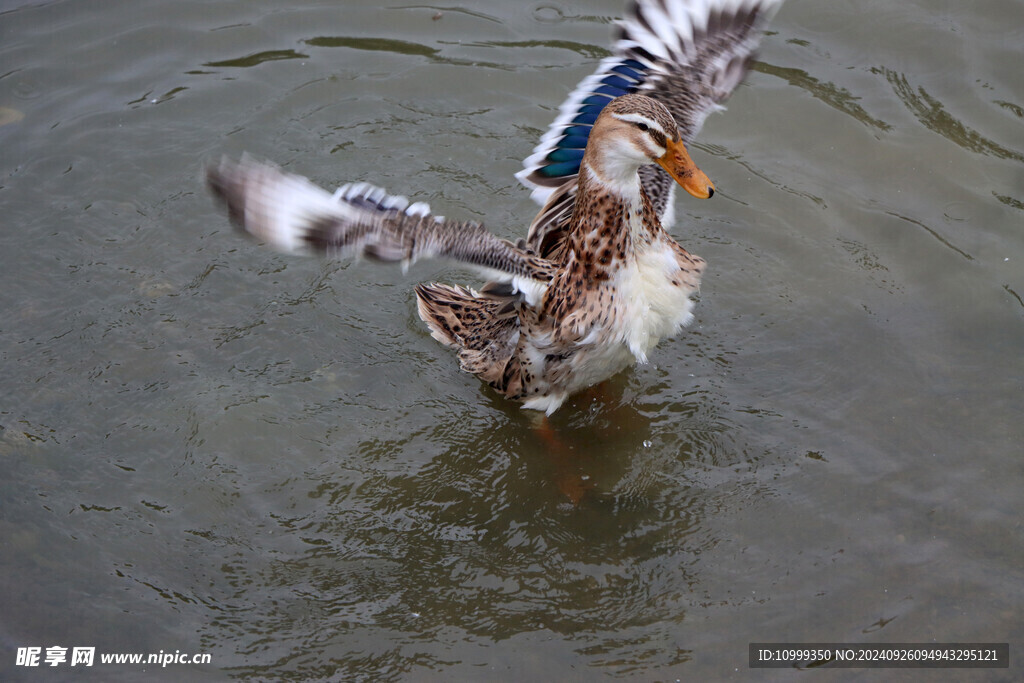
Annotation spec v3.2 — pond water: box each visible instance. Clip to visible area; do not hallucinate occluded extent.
[1,0,1022,680]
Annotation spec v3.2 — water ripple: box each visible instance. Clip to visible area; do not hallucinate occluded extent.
[753,61,892,131]
[204,49,310,69]
[880,67,1024,163]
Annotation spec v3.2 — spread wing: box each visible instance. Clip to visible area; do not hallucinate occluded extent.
[208,156,554,305]
[518,0,784,250]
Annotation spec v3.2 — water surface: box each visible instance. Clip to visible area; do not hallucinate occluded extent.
[1,0,1022,680]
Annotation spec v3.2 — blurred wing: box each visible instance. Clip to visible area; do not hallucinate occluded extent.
[208,156,554,305]
[518,0,783,244]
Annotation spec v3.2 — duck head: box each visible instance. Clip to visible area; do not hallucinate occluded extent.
[583,93,715,200]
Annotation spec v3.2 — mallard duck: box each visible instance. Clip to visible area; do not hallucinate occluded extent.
[208,0,783,414]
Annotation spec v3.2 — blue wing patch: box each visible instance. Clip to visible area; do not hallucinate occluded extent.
[522,56,653,183]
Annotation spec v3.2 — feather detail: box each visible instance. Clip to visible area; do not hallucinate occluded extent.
[208,156,555,305]
[517,0,783,235]
[415,282,522,393]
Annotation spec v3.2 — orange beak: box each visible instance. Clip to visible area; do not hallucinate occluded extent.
[656,137,715,199]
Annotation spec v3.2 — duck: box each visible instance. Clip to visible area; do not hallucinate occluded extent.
[207,0,783,414]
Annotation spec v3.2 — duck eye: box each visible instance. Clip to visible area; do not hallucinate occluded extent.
[636,122,650,132]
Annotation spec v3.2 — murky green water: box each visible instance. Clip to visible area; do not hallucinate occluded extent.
[2,0,1022,680]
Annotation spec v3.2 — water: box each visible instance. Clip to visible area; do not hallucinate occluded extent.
[2,0,1022,679]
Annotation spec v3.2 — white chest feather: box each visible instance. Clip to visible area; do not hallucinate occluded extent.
[560,239,699,397]
[612,242,696,363]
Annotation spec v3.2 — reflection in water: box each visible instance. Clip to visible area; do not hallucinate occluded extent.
[303,36,440,59]
[468,40,611,60]
[301,35,515,71]
[994,192,1023,211]
[994,99,1023,119]
[205,34,617,77]
[881,67,1024,163]
[188,387,772,679]
[126,86,189,107]
[885,210,974,261]
[1004,285,1024,312]
[205,50,311,68]
[752,61,892,131]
